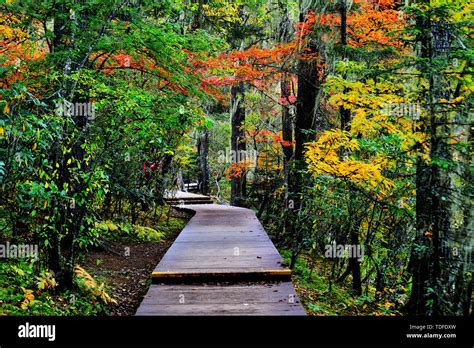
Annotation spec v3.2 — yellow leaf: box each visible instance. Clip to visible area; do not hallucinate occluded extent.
[12,266,24,276]
[44,182,49,189]
[20,288,35,310]
[37,272,57,291]
[67,158,72,165]
[74,265,116,305]
[32,143,37,151]
[3,103,10,114]
[43,201,47,209]
[0,126,4,137]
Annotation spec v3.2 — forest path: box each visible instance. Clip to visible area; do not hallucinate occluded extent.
[136,192,305,315]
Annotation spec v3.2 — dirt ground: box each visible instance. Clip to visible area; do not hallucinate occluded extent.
[82,211,190,316]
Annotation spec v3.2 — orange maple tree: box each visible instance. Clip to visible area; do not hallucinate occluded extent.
[319,0,405,49]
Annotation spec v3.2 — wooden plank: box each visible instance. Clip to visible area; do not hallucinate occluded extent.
[143,282,295,294]
[172,236,270,243]
[164,191,211,200]
[164,191,214,206]
[175,230,267,235]
[136,282,305,316]
[164,241,278,248]
[159,246,280,257]
[136,303,306,316]
[156,260,285,271]
[175,231,267,235]
[166,246,280,256]
[136,302,305,315]
[152,269,291,284]
[158,255,283,261]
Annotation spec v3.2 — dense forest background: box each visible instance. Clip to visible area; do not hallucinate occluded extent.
[0,0,472,316]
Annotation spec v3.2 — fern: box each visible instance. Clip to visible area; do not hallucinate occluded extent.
[74,265,116,305]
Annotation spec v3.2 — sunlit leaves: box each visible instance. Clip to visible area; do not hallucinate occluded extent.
[305,129,395,194]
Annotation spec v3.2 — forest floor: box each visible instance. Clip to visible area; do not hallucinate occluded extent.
[81,209,191,316]
[279,250,403,316]
[83,240,176,316]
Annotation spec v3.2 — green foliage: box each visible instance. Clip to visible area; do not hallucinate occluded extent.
[132,225,165,242]
[280,250,403,316]
[0,260,111,315]
[0,0,222,285]
[92,220,165,242]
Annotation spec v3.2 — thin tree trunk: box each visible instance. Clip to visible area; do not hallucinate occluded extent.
[177,168,185,191]
[49,3,86,288]
[199,129,210,195]
[230,82,246,206]
[340,0,351,130]
[349,225,362,296]
[279,0,295,243]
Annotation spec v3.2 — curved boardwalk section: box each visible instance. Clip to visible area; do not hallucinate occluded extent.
[136,195,305,316]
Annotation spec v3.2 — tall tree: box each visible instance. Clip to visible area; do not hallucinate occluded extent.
[339,0,351,130]
[48,2,95,287]
[278,0,295,239]
[229,5,247,207]
[230,82,247,206]
[340,0,361,296]
[198,128,210,195]
[408,0,473,315]
[290,5,321,268]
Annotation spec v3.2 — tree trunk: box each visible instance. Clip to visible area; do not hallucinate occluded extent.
[177,168,185,191]
[349,225,362,296]
[294,41,318,166]
[199,129,210,195]
[230,82,246,206]
[408,8,472,315]
[340,0,351,130]
[279,0,295,242]
[49,3,87,289]
[290,11,320,268]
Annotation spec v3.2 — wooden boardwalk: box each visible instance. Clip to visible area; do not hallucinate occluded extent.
[164,190,213,205]
[136,193,305,316]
